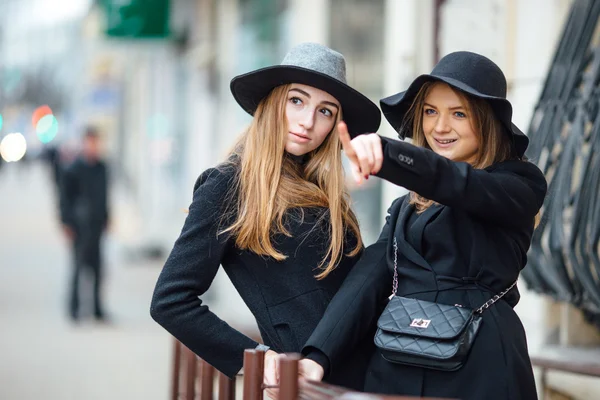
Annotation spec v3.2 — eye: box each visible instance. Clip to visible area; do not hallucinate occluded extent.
[454,111,466,118]
[319,107,333,117]
[424,108,436,115]
[289,97,303,106]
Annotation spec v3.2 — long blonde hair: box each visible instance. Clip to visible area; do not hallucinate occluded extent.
[221,84,362,279]
[402,82,513,213]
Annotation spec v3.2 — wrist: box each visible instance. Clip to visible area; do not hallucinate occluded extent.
[303,349,330,378]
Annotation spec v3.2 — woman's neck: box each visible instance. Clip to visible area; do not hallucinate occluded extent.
[286,152,307,165]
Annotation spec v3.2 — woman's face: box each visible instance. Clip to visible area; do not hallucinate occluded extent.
[421,83,480,164]
[285,83,340,156]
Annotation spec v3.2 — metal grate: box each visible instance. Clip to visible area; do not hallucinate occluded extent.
[524,0,600,329]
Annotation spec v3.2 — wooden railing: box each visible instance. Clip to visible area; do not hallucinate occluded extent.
[171,339,452,400]
[530,345,600,400]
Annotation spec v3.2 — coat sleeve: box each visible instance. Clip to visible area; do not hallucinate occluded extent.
[102,163,110,225]
[302,198,401,377]
[150,166,259,378]
[375,136,548,228]
[59,163,78,227]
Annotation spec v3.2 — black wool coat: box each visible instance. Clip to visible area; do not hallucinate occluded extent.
[150,163,374,389]
[303,137,547,400]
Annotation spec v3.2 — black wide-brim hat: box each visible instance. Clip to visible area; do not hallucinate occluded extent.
[231,42,381,137]
[380,51,529,157]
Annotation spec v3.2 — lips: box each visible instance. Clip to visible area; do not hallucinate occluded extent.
[435,138,457,144]
[433,138,457,148]
[290,132,310,142]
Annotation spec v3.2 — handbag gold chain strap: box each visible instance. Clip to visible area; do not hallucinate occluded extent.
[473,280,517,314]
[392,236,399,295]
[392,237,516,314]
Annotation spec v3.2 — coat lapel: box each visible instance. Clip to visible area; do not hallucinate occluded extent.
[392,199,443,271]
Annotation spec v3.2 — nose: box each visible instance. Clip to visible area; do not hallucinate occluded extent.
[298,108,316,130]
[434,113,451,134]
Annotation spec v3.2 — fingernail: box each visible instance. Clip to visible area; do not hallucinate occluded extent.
[365,175,369,180]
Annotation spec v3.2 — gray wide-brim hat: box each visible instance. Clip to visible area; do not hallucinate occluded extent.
[230,42,381,136]
[380,51,528,157]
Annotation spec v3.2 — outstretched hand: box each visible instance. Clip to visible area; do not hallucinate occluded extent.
[338,121,383,185]
[298,358,324,381]
[264,350,280,399]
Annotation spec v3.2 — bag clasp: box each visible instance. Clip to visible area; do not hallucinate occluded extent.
[410,318,431,328]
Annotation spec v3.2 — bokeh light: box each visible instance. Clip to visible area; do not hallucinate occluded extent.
[32,105,53,128]
[0,133,27,162]
[0,114,3,131]
[36,114,59,144]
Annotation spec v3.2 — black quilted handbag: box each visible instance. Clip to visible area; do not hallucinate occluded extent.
[374,237,516,371]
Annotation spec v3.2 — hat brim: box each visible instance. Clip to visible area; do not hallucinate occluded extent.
[230,65,381,136]
[380,75,529,157]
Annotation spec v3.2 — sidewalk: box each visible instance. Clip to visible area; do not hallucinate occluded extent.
[0,162,172,400]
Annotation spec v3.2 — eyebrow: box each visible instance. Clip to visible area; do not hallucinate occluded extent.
[289,88,340,110]
[424,102,465,111]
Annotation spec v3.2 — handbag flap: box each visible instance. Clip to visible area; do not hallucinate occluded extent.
[377,296,473,340]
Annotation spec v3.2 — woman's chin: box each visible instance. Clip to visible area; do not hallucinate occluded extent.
[285,144,310,157]
[433,148,454,160]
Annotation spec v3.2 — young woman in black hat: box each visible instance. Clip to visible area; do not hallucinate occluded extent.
[296,51,547,399]
[149,42,381,390]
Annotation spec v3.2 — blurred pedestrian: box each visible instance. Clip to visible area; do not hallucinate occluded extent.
[297,51,547,400]
[150,42,381,391]
[59,127,110,322]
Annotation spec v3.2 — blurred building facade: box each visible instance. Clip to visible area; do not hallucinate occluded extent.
[0,0,91,158]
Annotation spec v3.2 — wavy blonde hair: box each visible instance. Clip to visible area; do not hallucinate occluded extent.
[221,84,362,279]
[401,82,514,213]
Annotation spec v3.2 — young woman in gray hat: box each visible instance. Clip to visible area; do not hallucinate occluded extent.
[296,51,547,399]
[149,42,381,390]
